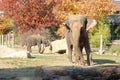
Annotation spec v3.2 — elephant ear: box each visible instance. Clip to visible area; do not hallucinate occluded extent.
[63,19,70,30]
[86,19,97,31]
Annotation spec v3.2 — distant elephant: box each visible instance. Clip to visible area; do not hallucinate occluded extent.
[26,34,52,54]
[63,14,96,66]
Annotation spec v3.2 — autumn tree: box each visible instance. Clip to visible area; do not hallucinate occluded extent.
[0,17,14,34]
[54,0,116,38]
[0,0,60,34]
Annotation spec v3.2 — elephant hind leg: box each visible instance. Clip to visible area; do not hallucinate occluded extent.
[87,53,92,66]
[85,44,93,66]
[84,37,93,66]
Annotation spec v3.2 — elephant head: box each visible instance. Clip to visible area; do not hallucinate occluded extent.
[63,16,97,32]
[40,40,52,53]
[63,14,96,66]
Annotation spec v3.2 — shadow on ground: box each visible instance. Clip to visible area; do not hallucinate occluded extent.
[93,59,116,64]
[0,67,36,80]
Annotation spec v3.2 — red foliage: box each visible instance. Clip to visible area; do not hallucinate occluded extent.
[0,0,60,33]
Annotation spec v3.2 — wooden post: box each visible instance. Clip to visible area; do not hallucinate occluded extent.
[99,34,103,55]
[1,34,4,46]
[7,34,10,47]
[11,32,14,48]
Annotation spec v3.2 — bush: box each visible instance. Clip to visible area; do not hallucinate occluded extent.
[89,15,111,48]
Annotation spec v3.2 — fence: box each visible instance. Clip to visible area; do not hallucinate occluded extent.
[111,35,120,40]
[0,31,14,48]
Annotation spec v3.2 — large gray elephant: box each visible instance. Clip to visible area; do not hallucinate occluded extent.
[26,34,52,54]
[63,14,96,66]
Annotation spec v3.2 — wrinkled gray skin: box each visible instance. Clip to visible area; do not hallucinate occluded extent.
[63,14,93,66]
[26,34,52,54]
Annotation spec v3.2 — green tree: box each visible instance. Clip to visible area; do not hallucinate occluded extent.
[89,15,111,47]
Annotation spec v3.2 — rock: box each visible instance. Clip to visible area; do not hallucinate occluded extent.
[0,45,28,58]
[50,39,67,53]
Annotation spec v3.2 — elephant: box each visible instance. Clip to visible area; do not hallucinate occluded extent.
[26,34,52,54]
[63,14,96,66]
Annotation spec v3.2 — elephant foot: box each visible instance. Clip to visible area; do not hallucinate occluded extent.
[86,60,94,66]
[27,52,35,58]
[69,60,74,64]
[89,61,96,66]
[39,52,43,54]
[39,50,45,54]
[79,62,85,66]
[74,59,85,66]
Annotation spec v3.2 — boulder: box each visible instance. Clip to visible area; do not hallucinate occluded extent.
[0,45,28,58]
[50,39,67,53]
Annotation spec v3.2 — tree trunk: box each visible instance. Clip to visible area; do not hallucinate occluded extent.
[35,64,120,80]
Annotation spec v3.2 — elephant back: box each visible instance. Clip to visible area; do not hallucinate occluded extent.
[26,34,42,46]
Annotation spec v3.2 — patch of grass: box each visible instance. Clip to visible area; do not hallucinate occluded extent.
[107,46,120,55]
[0,54,69,68]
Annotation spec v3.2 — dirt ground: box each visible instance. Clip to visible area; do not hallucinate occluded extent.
[0,62,15,68]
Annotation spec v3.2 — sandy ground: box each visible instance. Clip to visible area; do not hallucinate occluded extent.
[0,61,16,69]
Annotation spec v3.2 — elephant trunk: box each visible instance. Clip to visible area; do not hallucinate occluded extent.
[48,40,52,51]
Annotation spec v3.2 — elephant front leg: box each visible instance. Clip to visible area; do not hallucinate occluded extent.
[67,44,73,63]
[38,44,42,54]
[66,38,73,63]
[38,43,45,54]
[74,48,85,65]
[27,46,32,53]
[40,43,45,54]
